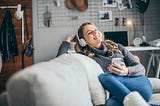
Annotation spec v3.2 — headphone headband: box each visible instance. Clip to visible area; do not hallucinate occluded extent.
[76,34,87,47]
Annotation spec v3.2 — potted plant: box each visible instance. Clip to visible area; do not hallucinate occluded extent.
[135,0,150,46]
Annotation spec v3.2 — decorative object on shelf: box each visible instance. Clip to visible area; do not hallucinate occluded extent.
[115,17,120,26]
[133,37,143,47]
[122,17,127,26]
[43,6,52,27]
[135,0,150,46]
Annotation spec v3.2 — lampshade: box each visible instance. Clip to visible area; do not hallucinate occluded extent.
[14,4,23,20]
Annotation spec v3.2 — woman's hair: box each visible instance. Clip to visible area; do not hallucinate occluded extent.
[75,22,122,58]
[77,22,94,39]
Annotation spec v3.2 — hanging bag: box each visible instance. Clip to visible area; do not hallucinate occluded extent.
[23,7,34,57]
[24,38,34,56]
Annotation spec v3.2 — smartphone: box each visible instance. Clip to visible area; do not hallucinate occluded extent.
[111,58,122,70]
[111,58,122,64]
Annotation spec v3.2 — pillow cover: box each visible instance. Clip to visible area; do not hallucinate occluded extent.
[7,54,92,106]
[149,78,160,93]
[72,53,107,105]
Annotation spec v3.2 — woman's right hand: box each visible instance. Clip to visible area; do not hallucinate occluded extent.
[66,34,76,42]
[108,62,129,76]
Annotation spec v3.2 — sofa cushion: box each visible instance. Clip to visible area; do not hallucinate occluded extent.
[149,78,160,93]
[149,93,160,105]
[7,54,93,106]
[71,54,106,105]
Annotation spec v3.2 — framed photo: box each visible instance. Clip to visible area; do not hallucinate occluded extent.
[102,0,117,7]
[99,11,112,21]
[117,0,132,10]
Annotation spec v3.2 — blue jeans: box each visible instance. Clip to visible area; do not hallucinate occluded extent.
[98,73,153,104]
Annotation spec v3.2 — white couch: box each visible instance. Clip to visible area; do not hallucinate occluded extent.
[0,54,160,106]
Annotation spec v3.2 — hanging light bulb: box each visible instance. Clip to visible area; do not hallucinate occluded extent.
[14,4,23,20]
[126,19,132,26]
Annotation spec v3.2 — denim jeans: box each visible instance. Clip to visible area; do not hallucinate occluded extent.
[98,73,153,104]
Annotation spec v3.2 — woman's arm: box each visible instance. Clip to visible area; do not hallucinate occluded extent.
[56,41,71,57]
[118,44,145,76]
[56,34,76,57]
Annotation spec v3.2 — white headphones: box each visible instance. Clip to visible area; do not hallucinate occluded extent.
[76,34,87,47]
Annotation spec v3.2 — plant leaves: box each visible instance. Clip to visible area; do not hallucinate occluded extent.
[135,0,150,13]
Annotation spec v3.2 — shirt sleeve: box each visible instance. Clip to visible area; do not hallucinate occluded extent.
[56,41,71,57]
[118,44,145,76]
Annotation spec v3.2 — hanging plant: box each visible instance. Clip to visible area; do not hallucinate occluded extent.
[135,0,150,45]
[135,0,150,26]
[136,0,150,14]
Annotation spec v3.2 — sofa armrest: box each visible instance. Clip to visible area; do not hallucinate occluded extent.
[0,92,8,106]
[6,54,93,106]
[148,78,160,93]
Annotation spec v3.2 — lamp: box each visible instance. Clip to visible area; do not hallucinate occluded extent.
[126,19,135,39]
[14,4,23,20]
[126,19,143,46]
[15,4,25,68]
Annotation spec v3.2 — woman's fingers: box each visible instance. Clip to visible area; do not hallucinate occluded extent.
[108,62,128,76]
[108,65,121,74]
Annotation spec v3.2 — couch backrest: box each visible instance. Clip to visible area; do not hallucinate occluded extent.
[7,54,93,106]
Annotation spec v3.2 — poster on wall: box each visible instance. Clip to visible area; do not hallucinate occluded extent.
[99,11,112,21]
[102,0,117,7]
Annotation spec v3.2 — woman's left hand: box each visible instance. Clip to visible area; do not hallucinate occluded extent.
[66,34,76,42]
[108,62,129,76]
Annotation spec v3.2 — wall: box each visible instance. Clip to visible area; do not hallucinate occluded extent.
[32,0,160,64]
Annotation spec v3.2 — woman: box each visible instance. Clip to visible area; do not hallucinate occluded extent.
[57,22,154,106]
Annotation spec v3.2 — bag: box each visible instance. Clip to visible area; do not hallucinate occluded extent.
[24,38,34,57]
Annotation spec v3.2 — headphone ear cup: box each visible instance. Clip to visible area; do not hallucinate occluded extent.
[79,38,87,47]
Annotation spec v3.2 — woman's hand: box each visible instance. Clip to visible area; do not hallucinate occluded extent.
[66,34,76,42]
[108,62,129,76]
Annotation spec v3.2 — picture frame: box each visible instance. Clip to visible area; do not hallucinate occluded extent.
[99,11,112,21]
[117,0,132,10]
[102,0,117,7]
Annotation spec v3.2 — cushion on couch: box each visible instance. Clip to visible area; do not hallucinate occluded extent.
[7,54,93,106]
[71,54,106,105]
[149,78,160,93]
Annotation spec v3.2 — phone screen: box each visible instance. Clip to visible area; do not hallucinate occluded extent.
[111,58,122,64]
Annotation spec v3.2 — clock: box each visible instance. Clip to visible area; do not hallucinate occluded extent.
[133,37,143,46]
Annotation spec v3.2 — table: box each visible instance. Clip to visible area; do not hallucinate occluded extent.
[125,46,160,51]
[125,46,160,78]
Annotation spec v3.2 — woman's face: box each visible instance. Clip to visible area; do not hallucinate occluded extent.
[83,24,103,48]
